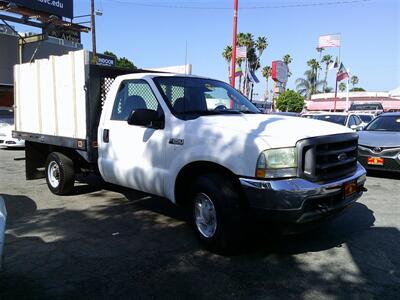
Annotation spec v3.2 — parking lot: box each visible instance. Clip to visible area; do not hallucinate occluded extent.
[0,148,399,299]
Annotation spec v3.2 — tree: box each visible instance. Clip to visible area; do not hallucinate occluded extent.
[223,33,268,96]
[315,47,324,81]
[339,82,346,92]
[275,90,305,112]
[282,54,293,89]
[261,65,272,100]
[321,54,333,92]
[296,70,324,99]
[351,75,359,88]
[222,46,232,78]
[104,50,136,70]
[350,87,366,92]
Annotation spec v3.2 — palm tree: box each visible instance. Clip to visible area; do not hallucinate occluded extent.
[351,75,359,88]
[296,70,323,99]
[316,47,324,81]
[306,58,321,92]
[255,36,268,58]
[222,46,232,79]
[321,54,333,92]
[339,82,347,92]
[282,54,292,89]
[262,66,272,100]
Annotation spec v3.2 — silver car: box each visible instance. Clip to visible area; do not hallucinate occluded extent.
[358,113,400,173]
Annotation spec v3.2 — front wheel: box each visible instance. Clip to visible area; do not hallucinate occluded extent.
[191,174,246,254]
[45,152,75,195]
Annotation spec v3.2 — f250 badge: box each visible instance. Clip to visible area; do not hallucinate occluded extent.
[169,138,184,145]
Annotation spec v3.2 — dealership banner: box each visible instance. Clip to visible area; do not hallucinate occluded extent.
[3,0,74,18]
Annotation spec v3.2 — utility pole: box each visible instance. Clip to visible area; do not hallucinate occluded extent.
[91,0,97,63]
[230,0,238,88]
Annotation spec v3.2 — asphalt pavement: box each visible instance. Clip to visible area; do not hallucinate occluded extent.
[0,148,399,299]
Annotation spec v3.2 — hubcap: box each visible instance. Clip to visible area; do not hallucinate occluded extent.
[48,161,60,188]
[194,193,217,238]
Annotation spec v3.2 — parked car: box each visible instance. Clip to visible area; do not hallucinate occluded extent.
[302,112,364,130]
[349,102,384,114]
[0,107,25,148]
[356,113,376,124]
[358,113,400,173]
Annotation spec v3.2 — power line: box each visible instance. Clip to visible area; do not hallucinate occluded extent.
[103,0,372,10]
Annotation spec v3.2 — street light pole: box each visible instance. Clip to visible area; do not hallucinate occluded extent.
[90,0,97,63]
[230,0,238,88]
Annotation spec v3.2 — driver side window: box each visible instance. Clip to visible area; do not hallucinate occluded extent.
[111,80,160,121]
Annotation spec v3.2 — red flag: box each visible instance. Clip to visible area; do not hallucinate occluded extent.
[336,63,349,81]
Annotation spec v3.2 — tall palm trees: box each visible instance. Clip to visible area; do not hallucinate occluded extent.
[282,54,292,89]
[262,66,272,100]
[351,75,359,88]
[321,54,333,92]
[296,59,323,99]
[222,46,232,79]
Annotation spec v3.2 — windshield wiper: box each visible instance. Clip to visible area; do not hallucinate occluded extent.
[240,110,258,114]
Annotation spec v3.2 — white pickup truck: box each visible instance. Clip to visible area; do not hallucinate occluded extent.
[13,50,367,252]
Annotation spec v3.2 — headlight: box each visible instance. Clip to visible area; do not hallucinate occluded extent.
[256,147,298,179]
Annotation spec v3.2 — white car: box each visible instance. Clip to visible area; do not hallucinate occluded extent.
[0,107,25,148]
[302,112,364,131]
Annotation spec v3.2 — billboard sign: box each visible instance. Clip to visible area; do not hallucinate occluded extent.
[2,0,74,18]
[272,60,288,83]
[44,26,81,43]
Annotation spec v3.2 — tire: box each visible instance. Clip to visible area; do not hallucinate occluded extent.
[190,173,246,254]
[45,152,75,195]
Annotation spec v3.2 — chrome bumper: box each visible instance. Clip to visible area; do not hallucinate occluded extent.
[239,163,367,223]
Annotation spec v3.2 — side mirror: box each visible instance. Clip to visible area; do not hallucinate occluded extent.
[127,109,164,129]
[351,124,363,131]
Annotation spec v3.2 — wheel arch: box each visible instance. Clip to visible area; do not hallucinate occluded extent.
[174,160,244,207]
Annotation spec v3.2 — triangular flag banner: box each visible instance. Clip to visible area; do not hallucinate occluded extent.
[337,63,349,81]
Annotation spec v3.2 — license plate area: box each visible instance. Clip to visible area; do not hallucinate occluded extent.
[344,181,357,198]
[368,157,384,166]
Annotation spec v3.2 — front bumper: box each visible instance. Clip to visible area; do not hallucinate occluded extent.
[358,146,400,173]
[239,162,367,224]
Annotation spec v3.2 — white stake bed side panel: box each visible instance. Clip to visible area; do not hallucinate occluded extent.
[14,50,88,140]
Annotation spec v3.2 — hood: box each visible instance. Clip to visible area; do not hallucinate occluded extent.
[358,131,400,148]
[189,114,351,148]
[0,123,13,136]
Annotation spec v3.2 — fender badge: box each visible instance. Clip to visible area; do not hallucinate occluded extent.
[169,138,184,145]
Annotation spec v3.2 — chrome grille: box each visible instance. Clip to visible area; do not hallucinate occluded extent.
[297,133,359,182]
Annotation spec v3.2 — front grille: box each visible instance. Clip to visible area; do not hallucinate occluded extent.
[359,145,400,157]
[297,133,358,182]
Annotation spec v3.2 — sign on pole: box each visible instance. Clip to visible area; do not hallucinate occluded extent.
[236,46,247,59]
[318,34,341,48]
[271,60,288,83]
[2,0,74,19]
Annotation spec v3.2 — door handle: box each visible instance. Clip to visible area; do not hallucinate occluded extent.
[103,129,109,143]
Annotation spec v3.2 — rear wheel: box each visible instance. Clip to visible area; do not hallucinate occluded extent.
[190,174,246,254]
[45,152,75,195]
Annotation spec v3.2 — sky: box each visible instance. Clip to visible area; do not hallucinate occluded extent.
[8,0,400,98]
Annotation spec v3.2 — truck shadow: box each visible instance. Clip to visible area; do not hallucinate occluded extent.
[1,191,399,299]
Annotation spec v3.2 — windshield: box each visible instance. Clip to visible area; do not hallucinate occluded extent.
[0,110,14,126]
[365,116,400,132]
[349,103,383,111]
[303,114,347,125]
[153,77,260,117]
[359,115,373,123]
